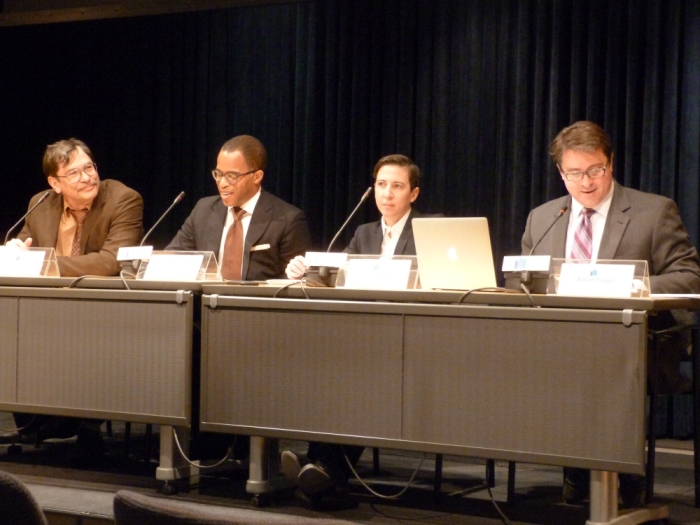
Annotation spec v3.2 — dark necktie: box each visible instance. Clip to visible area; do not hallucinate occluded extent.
[69,208,89,257]
[570,208,595,260]
[221,207,246,280]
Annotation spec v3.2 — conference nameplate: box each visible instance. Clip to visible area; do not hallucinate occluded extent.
[336,254,418,290]
[549,258,650,298]
[137,251,220,281]
[502,255,551,272]
[305,251,348,268]
[0,246,59,277]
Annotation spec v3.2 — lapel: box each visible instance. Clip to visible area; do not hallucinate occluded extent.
[80,181,107,251]
[208,199,229,254]
[394,209,417,255]
[598,183,630,260]
[548,197,571,258]
[39,191,63,248]
[367,221,384,255]
[242,190,272,278]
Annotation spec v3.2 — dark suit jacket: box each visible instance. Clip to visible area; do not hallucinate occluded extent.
[166,189,312,280]
[18,179,143,277]
[345,209,424,255]
[521,182,700,294]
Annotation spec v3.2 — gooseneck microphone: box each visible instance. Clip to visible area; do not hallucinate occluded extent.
[521,205,568,287]
[140,191,186,247]
[318,186,373,280]
[4,190,51,245]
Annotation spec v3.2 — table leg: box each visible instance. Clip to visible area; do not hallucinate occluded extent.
[586,470,669,525]
[246,436,294,501]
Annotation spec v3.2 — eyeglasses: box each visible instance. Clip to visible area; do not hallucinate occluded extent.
[559,163,609,182]
[211,169,257,185]
[54,162,98,184]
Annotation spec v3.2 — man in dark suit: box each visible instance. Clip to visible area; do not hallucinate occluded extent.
[166,135,311,280]
[284,154,423,499]
[522,121,700,507]
[7,138,143,465]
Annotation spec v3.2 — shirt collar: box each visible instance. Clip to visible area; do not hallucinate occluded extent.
[228,188,262,216]
[381,208,411,238]
[570,180,615,219]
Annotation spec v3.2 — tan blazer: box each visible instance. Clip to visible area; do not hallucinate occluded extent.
[18,179,143,277]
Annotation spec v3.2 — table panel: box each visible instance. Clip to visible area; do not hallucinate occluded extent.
[403,315,646,472]
[202,307,403,438]
[0,297,18,401]
[0,289,193,426]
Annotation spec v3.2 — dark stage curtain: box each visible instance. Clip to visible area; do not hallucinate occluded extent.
[0,0,699,270]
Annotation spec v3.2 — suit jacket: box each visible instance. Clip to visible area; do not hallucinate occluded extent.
[345,209,423,255]
[521,182,700,294]
[18,179,143,277]
[166,189,312,280]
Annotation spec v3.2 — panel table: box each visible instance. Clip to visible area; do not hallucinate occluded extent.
[200,285,700,524]
[0,285,195,485]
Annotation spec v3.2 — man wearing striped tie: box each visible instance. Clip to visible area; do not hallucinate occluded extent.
[521,120,700,508]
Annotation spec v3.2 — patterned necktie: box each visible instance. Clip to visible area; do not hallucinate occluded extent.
[570,208,595,260]
[221,207,247,280]
[69,208,89,257]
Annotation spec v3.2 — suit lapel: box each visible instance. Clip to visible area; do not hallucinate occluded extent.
[242,191,271,278]
[80,181,107,251]
[394,209,417,255]
[208,199,228,254]
[367,222,383,254]
[549,198,570,258]
[598,184,630,260]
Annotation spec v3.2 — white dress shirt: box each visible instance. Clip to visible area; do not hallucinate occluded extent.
[380,209,411,257]
[565,182,614,261]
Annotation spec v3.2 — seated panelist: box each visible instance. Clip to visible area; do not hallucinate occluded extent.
[7,137,143,466]
[522,120,700,508]
[7,138,143,277]
[283,154,427,499]
[286,153,422,280]
[166,135,311,280]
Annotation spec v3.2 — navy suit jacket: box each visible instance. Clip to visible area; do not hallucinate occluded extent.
[166,189,312,280]
[345,209,423,255]
[521,183,700,294]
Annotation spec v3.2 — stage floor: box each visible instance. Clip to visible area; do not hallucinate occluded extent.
[1,415,699,525]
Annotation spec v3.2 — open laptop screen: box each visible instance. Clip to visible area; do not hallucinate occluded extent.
[412,217,497,290]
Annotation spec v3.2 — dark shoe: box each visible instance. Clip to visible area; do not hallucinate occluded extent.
[298,462,334,495]
[0,431,20,445]
[619,474,646,509]
[563,468,589,505]
[70,427,104,467]
[281,451,302,484]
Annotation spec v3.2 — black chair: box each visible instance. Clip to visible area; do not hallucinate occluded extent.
[113,490,356,524]
[0,470,47,525]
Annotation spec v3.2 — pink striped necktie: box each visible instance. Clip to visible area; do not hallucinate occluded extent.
[570,208,595,260]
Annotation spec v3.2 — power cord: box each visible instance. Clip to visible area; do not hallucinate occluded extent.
[171,427,235,469]
[343,446,426,499]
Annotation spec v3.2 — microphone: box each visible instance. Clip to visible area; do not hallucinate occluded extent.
[4,190,51,245]
[318,186,373,281]
[521,205,568,287]
[140,191,185,247]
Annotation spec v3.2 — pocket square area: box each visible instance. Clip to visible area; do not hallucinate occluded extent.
[250,243,271,252]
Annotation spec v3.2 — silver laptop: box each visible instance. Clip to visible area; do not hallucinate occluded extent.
[412,217,497,290]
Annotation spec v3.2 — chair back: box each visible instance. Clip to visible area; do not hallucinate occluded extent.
[0,470,47,525]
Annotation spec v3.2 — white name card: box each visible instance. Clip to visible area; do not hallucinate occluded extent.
[557,263,635,297]
[502,255,551,272]
[117,245,153,261]
[342,259,412,290]
[305,251,348,268]
[142,253,204,281]
[0,247,46,277]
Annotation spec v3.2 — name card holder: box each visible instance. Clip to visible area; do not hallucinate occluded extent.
[548,258,650,298]
[336,255,419,290]
[136,251,220,281]
[0,247,60,277]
